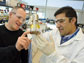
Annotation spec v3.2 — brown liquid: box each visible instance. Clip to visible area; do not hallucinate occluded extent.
[30,31,40,35]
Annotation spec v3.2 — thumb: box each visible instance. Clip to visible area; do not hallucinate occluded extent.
[21,31,30,37]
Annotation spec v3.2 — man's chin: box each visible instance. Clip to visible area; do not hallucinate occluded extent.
[14,27,20,31]
[59,30,64,36]
[60,33,64,36]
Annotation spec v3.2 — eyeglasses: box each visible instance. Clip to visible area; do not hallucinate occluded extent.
[55,17,72,24]
[12,12,25,23]
[55,18,66,24]
[55,19,65,23]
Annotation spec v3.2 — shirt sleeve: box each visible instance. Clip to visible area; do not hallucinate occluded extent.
[0,46,20,63]
[21,49,28,63]
[47,42,84,63]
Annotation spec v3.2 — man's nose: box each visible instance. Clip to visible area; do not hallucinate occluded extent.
[19,19,25,24]
[56,22,62,29]
[19,19,24,24]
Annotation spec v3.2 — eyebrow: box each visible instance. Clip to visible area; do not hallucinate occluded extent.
[56,18,65,21]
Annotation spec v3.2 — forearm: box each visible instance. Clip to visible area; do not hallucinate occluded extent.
[32,41,38,58]
[21,49,28,63]
[48,49,84,63]
[38,42,55,55]
[32,33,55,55]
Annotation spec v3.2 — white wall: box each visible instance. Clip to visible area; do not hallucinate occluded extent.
[24,0,84,24]
[79,11,84,24]
[34,5,84,24]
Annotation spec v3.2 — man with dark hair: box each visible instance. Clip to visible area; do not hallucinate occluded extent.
[54,6,77,28]
[32,6,84,63]
[0,6,31,63]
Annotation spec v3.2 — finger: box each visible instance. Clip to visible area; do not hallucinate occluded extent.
[24,40,31,50]
[37,35,45,41]
[21,31,30,37]
[20,37,29,40]
[20,40,28,50]
[20,37,31,50]
[21,37,31,44]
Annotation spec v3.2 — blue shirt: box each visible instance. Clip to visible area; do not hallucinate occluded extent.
[61,28,79,44]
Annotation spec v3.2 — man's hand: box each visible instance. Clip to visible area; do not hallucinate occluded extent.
[16,31,31,51]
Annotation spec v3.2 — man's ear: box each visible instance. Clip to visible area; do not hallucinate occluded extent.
[71,17,76,25]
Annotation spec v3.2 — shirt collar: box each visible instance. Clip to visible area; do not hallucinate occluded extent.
[61,28,79,44]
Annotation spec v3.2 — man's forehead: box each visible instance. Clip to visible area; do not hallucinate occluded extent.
[56,17,66,20]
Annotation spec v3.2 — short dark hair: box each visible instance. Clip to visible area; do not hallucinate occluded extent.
[54,6,77,27]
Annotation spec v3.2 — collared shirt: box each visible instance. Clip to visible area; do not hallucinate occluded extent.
[61,28,79,44]
[39,28,84,63]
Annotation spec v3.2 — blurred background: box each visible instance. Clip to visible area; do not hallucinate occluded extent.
[0,0,84,31]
